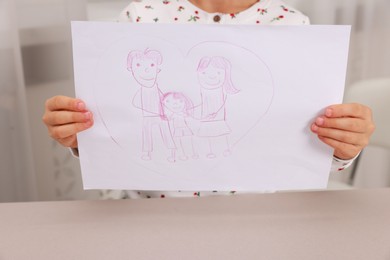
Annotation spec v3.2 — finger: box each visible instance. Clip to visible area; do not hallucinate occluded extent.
[58,135,78,148]
[311,124,368,147]
[318,136,361,160]
[43,111,92,126]
[314,116,367,133]
[325,103,372,119]
[49,121,93,140]
[45,95,86,112]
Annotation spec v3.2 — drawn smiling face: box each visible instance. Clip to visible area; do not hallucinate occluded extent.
[131,58,159,88]
[163,95,185,114]
[198,65,226,90]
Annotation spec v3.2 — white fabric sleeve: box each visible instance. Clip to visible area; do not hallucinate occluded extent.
[331,153,360,172]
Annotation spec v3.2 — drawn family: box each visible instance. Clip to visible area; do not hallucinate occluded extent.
[127,48,240,162]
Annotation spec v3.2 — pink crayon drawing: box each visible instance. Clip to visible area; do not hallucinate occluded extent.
[127,48,176,162]
[196,56,240,159]
[162,92,199,161]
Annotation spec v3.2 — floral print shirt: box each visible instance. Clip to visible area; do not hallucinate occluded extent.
[118,0,310,25]
[95,0,356,199]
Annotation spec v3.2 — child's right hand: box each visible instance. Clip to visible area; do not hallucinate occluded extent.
[42,95,93,148]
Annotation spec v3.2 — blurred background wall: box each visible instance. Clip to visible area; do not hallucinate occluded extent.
[0,0,389,202]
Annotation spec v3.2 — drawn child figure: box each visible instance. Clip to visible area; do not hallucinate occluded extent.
[197,56,240,159]
[162,92,199,161]
[127,48,176,162]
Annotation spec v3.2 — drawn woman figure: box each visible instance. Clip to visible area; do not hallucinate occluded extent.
[162,92,198,161]
[197,56,239,159]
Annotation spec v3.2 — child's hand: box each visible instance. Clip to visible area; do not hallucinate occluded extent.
[311,103,375,160]
[42,95,94,148]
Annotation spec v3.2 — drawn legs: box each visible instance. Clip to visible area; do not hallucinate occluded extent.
[191,137,199,159]
[174,136,199,161]
[159,120,176,162]
[141,117,176,161]
[142,117,153,160]
[207,138,216,159]
[159,120,176,150]
[141,118,232,161]
[198,120,232,159]
[205,135,232,159]
[223,135,232,157]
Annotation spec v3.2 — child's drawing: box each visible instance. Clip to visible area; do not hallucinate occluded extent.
[73,22,349,191]
[162,92,198,161]
[127,47,244,162]
[119,39,274,165]
[128,51,241,162]
[127,48,176,162]
[196,56,240,159]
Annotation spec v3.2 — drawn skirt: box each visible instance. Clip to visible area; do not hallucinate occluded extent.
[197,120,231,137]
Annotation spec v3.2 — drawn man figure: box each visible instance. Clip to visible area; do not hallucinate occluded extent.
[127,48,176,161]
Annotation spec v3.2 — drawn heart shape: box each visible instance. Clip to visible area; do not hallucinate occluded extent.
[91,35,274,185]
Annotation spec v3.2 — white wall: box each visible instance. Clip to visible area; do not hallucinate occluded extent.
[0,0,37,202]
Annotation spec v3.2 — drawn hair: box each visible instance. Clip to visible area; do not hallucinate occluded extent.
[127,48,163,71]
[162,92,194,117]
[197,56,239,95]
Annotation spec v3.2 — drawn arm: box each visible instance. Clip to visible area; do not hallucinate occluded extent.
[186,102,205,120]
[132,89,142,110]
[203,94,228,120]
[132,88,161,116]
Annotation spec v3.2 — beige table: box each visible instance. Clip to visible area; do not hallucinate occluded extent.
[1,189,390,260]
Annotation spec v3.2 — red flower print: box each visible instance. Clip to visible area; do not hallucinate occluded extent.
[257,8,268,15]
[160,194,165,198]
[136,16,141,22]
[281,5,296,13]
[230,13,236,19]
[174,17,178,21]
[271,15,285,22]
[163,0,170,4]
[178,6,185,12]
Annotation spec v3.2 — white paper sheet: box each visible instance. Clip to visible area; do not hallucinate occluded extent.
[71,22,350,191]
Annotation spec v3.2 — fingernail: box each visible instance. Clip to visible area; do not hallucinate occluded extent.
[84,112,91,119]
[325,108,332,117]
[311,123,319,132]
[316,117,324,126]
[77,102,85,110]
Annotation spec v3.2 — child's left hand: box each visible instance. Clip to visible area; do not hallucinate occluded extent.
[311,103,375,160]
